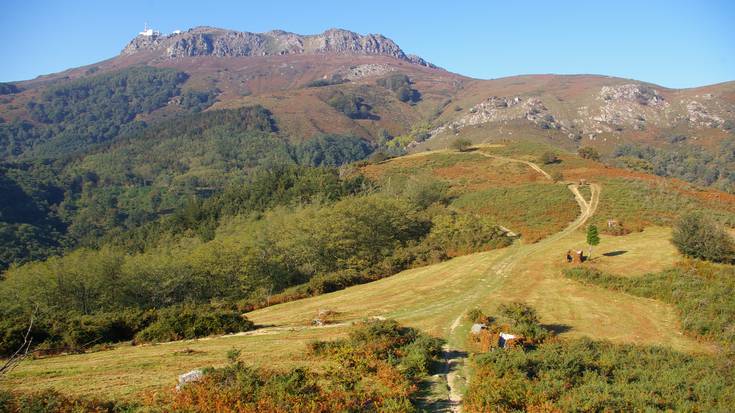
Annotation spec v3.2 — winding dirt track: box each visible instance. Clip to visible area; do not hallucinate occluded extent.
[438,151,600,412]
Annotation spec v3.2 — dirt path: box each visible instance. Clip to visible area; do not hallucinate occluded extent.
[434,153,599,412]
[476,152,553,180]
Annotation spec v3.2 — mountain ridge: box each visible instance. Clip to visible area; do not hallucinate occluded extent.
[121,26,439,68]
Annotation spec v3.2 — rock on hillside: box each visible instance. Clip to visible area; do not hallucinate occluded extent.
[424,80,735,147]
[122,26,438,68]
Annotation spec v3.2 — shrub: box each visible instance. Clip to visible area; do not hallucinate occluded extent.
[179,89,219,112]
[425,212,511,256]
[377,74,420,104]
[0,82,20,95]
[292,134,373,166]
[466,308,489,324]
[306,76,346,87]
[327,91,374,119]
[0,389,132,412]
[672,212,735,263]
[577,146,601,161]
[61,309,156,351]
[539,151,559,165]
[0,309,157,356]
[465,338,735,412]
[450,138,472,152]
[369,151,391,163]
[305,270,369,295]
[497,302,550,343]
[155,320,441,412]
[135,304,254,343]
[497,302,540,325]
[551,170,564,182]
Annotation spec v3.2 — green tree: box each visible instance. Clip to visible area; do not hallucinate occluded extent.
[672,212,735,263]
[451,138,472,152]
[586,224,600,258]
[578,146,601,161]
[540,151,559,165]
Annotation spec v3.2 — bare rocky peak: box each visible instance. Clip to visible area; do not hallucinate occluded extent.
[121,26,437,68]
[599,84,666,108]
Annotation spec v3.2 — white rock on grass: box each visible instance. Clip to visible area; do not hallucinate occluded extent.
[176,369,204,391]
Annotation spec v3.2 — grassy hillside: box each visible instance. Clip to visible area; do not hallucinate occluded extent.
[7,146,730,404]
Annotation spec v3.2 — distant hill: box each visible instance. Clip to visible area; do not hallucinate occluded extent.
[0,25,733,270]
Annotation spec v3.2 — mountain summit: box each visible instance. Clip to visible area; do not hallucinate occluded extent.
[121,26,436,68]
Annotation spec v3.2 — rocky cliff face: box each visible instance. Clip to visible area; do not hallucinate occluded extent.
[122,26,437,68]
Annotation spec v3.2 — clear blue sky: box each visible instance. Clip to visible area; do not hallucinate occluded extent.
[1,0,733,88]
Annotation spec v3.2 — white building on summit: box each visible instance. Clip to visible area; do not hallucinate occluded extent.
[139,23,161,37]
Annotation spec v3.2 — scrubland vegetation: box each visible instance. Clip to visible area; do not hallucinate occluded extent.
[0,163,511,356]
[2,70,735,411]
[613,139,735,193]
[465,337,735,412]
[1,320,442,412]
[464,296,735,412]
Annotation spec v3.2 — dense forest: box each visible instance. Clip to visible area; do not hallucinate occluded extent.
[1,67,190,159]
[0,69,513,356]
[0,164,511,355]
[612,137,735,193]
[0,96,380,271]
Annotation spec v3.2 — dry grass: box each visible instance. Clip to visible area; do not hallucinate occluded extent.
[0,225,704,399]
[1,327,346,400]
[1,149,714,400]
[361,151,543,192]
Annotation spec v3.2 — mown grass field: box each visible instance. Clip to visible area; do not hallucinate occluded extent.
[1,146,720,401]
[2,327,347,400]
[2,226,702,398]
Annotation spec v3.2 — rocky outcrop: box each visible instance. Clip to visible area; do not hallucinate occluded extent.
[121,27,437,68]
[599,84,667,108]
[427,95,564,141]
[336,64,396,81]
[686,100,724,128]
[176,369,204,391]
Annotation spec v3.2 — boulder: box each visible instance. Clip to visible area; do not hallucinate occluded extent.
[176,369,204,391]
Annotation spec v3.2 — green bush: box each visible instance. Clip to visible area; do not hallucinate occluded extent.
[539,151,559,164]
[135,304,254,343]
[377,74,421,104]
[179,89,218,112]
[496,302,551,343]
[305,270,369,295]
[465,338,735,412]
[450,138,472,152]
[577,146,601,161]
[160,320,440,411]
[425,211,511,255]
[60,310,155,351]
[613,139,735,192]
[0,389,132,412]
[306,76,346,87]
[672,212,735,263]
[327,91,374,119]
[291,134,373,166]
[0,82,20,95]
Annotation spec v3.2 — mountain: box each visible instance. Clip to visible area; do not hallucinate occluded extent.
[2,25,735,412]
[121,26,437,68]
[0,26,734,271]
